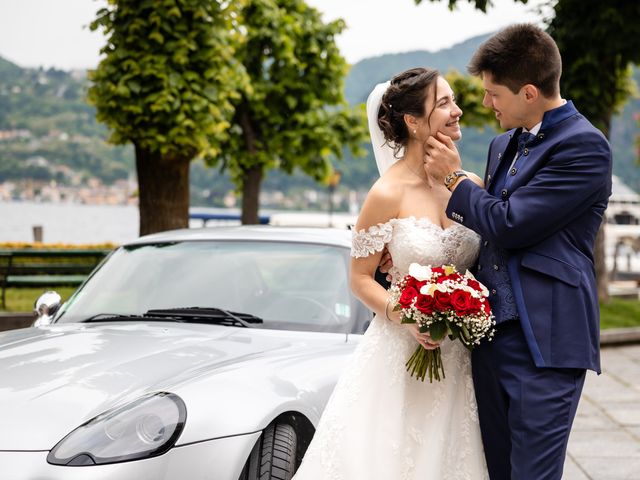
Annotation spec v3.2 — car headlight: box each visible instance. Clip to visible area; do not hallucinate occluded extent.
[47,392,187,466]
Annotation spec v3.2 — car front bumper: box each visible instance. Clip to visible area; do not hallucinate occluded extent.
[0,431,260,480]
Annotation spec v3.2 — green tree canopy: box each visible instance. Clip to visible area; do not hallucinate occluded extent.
[547,0,640,138]
[88,0,247,234]
[415,0,528,13]
[210,0,368,224]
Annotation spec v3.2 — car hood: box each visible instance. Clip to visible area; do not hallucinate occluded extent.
[0,322,350,450]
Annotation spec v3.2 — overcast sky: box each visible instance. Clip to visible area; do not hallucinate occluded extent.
[0,0,550,71]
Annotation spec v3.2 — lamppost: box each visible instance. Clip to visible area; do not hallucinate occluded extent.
[327,169,341,228]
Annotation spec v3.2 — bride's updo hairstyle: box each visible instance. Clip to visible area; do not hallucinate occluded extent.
[377,67,439,157]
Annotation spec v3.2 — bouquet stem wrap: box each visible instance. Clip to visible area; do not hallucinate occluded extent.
[406,342,445,382]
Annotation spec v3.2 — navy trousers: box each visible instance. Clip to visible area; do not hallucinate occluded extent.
[472,320,586,480]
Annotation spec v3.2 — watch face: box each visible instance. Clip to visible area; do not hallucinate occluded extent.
[444,173,455,185]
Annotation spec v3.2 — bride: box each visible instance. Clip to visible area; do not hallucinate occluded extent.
[292,68,489,480]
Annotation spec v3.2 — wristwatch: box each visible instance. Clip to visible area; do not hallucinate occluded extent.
[444,170,468,191]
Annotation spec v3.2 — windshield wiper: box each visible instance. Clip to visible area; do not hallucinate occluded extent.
[82,307,263,328]
[82,313,140,322]
[145,307,263,328]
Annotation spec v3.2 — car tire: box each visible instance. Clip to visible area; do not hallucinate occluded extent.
[240,422,298,480]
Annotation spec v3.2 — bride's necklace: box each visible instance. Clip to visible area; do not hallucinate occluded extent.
[403,159,433,188]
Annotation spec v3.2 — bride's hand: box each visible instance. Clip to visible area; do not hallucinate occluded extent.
[403,323,441,350]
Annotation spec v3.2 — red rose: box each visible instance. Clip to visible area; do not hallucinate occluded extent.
[415,294,435,314]
[450,290,473,315]
[467,297,482,314]
[406,276,427,291]
[431,267,445,275]
[466,279,482,291]
[482,299,491,315]
[433,290,451,310]
[399,286,419,308]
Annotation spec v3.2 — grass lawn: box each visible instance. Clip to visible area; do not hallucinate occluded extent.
[599,298,640,330]
[1,287,77,313]
[2,288,639,331]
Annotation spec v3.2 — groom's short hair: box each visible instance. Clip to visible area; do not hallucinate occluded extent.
[468,24,561,98]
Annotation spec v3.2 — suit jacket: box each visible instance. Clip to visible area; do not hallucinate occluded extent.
[447,101,612,373]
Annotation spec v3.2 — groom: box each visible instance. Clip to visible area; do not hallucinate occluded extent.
[424,24,612,479]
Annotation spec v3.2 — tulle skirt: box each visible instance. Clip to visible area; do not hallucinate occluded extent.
[293,315,488,480]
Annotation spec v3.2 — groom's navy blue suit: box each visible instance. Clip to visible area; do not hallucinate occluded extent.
[446,101,612,479]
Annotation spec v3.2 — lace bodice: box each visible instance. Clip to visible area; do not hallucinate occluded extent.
[351,216,481,281]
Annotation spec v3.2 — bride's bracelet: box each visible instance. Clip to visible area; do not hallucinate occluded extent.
[385,298,393,322]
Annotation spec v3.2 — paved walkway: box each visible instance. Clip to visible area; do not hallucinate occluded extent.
[565,344,640,479]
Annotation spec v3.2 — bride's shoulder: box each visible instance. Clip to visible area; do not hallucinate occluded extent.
[369,163,406,202]
[353,175,402,233]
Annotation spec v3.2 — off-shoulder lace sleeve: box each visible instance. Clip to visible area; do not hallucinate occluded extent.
[351,222,393,258]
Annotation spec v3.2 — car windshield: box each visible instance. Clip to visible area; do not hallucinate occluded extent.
[55,240,358,333]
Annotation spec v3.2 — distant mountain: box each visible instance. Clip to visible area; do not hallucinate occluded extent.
[0,58,133,187]
[345,33,491,104]
[0,31,639,207]
[0,57,22,82]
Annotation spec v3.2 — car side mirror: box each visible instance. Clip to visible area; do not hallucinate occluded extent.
[33,291,62,327]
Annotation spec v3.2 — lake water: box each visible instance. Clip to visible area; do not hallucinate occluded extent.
[0,201,358,244]
[0,201,140,244]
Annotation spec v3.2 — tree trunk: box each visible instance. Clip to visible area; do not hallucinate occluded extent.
[595,220,609,303]
[594,115,611,304]
[238,104,262,225]
[241,165,262,224]
[135,144,191,236]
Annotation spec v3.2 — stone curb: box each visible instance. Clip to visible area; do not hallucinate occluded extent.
[600,326,640,346]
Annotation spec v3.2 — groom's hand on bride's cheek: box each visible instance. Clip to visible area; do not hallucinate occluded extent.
[424,133,462,181]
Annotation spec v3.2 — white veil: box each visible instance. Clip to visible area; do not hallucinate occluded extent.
[366,81,403,177]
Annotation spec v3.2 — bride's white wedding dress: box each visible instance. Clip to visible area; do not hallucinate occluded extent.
[293,217,489,480]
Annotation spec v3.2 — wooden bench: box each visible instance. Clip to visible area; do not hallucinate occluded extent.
[0,249,111,308]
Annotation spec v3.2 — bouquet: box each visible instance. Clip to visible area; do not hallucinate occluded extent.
[389,263,495,382]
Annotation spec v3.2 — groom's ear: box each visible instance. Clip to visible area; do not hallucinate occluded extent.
[521,84,539,104]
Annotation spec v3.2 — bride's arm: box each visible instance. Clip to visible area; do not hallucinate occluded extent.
[350,183,440,349]
[349,180,403,323]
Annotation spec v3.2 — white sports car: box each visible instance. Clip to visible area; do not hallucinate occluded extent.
[0,226,373,480]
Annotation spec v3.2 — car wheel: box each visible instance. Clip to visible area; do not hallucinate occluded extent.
[240,422,298,480]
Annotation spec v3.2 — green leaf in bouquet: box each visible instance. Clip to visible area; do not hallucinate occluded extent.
[429,321,448,341]
[400,315,416,324]
[448,324,460,341]
[460,324,471,344]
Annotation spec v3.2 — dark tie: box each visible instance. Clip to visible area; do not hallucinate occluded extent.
[517,131,535,156]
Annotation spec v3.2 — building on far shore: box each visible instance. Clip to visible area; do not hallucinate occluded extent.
[606,175,640,282]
